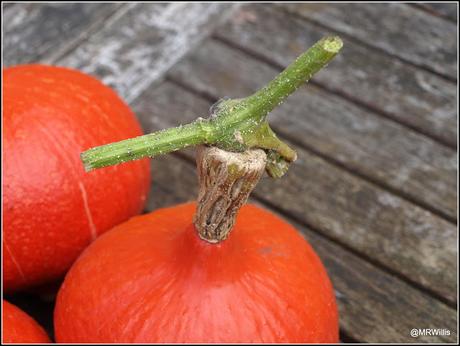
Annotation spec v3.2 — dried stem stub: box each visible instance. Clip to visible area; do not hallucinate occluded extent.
[193,146,267,243]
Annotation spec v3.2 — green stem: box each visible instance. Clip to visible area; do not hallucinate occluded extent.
[244,36,343,122]
[81,36,342,173]
[82,121,209,171]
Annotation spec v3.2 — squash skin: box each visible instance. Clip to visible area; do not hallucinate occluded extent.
[2,300,50,343]
[3,65,151,292]
[55,203,339,343]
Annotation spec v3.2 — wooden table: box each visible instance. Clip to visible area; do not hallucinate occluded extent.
[3,3,457,343]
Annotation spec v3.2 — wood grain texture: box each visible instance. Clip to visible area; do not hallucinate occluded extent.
[281,3,457,79]
[56,2,239,103]
[413,3,458,23]
[3,3,123,66]
[215,5,457,147]
[168,39,457,221]
[303,218,457,343]
[254,141,457,305]
[132,80,457,303]
[141,151,457,343]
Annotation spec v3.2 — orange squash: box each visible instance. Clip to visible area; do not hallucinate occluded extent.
[55,202,338,343]
[2,300,50,343]
[3,65,151,291]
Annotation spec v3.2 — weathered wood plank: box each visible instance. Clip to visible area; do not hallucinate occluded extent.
[57,2,239,104]
[141,152,457,343]
[215,5,457,147]
[254,141,457,304]
[281,3,457,79]
[144,153,197,213]
[302,217,457,343]
[3,3,123,66]
[132,80,457,303]
[168,39,458,222]
[413,3,458,23]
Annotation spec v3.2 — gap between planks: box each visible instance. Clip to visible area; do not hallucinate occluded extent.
[410,3,458,24]
[167,74,456,225]
[277,4,457,83]
[212,34,456,151]
[45,4,132,65]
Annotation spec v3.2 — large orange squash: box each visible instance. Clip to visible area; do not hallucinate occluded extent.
[54,203,338,343]
[2,300,50,343]
[55,147,338,343]
[3,65,151,291]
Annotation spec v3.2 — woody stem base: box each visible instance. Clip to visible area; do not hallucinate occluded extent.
[193,146,267,243]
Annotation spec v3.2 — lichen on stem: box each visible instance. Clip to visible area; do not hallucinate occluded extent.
[81,36,343,177]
